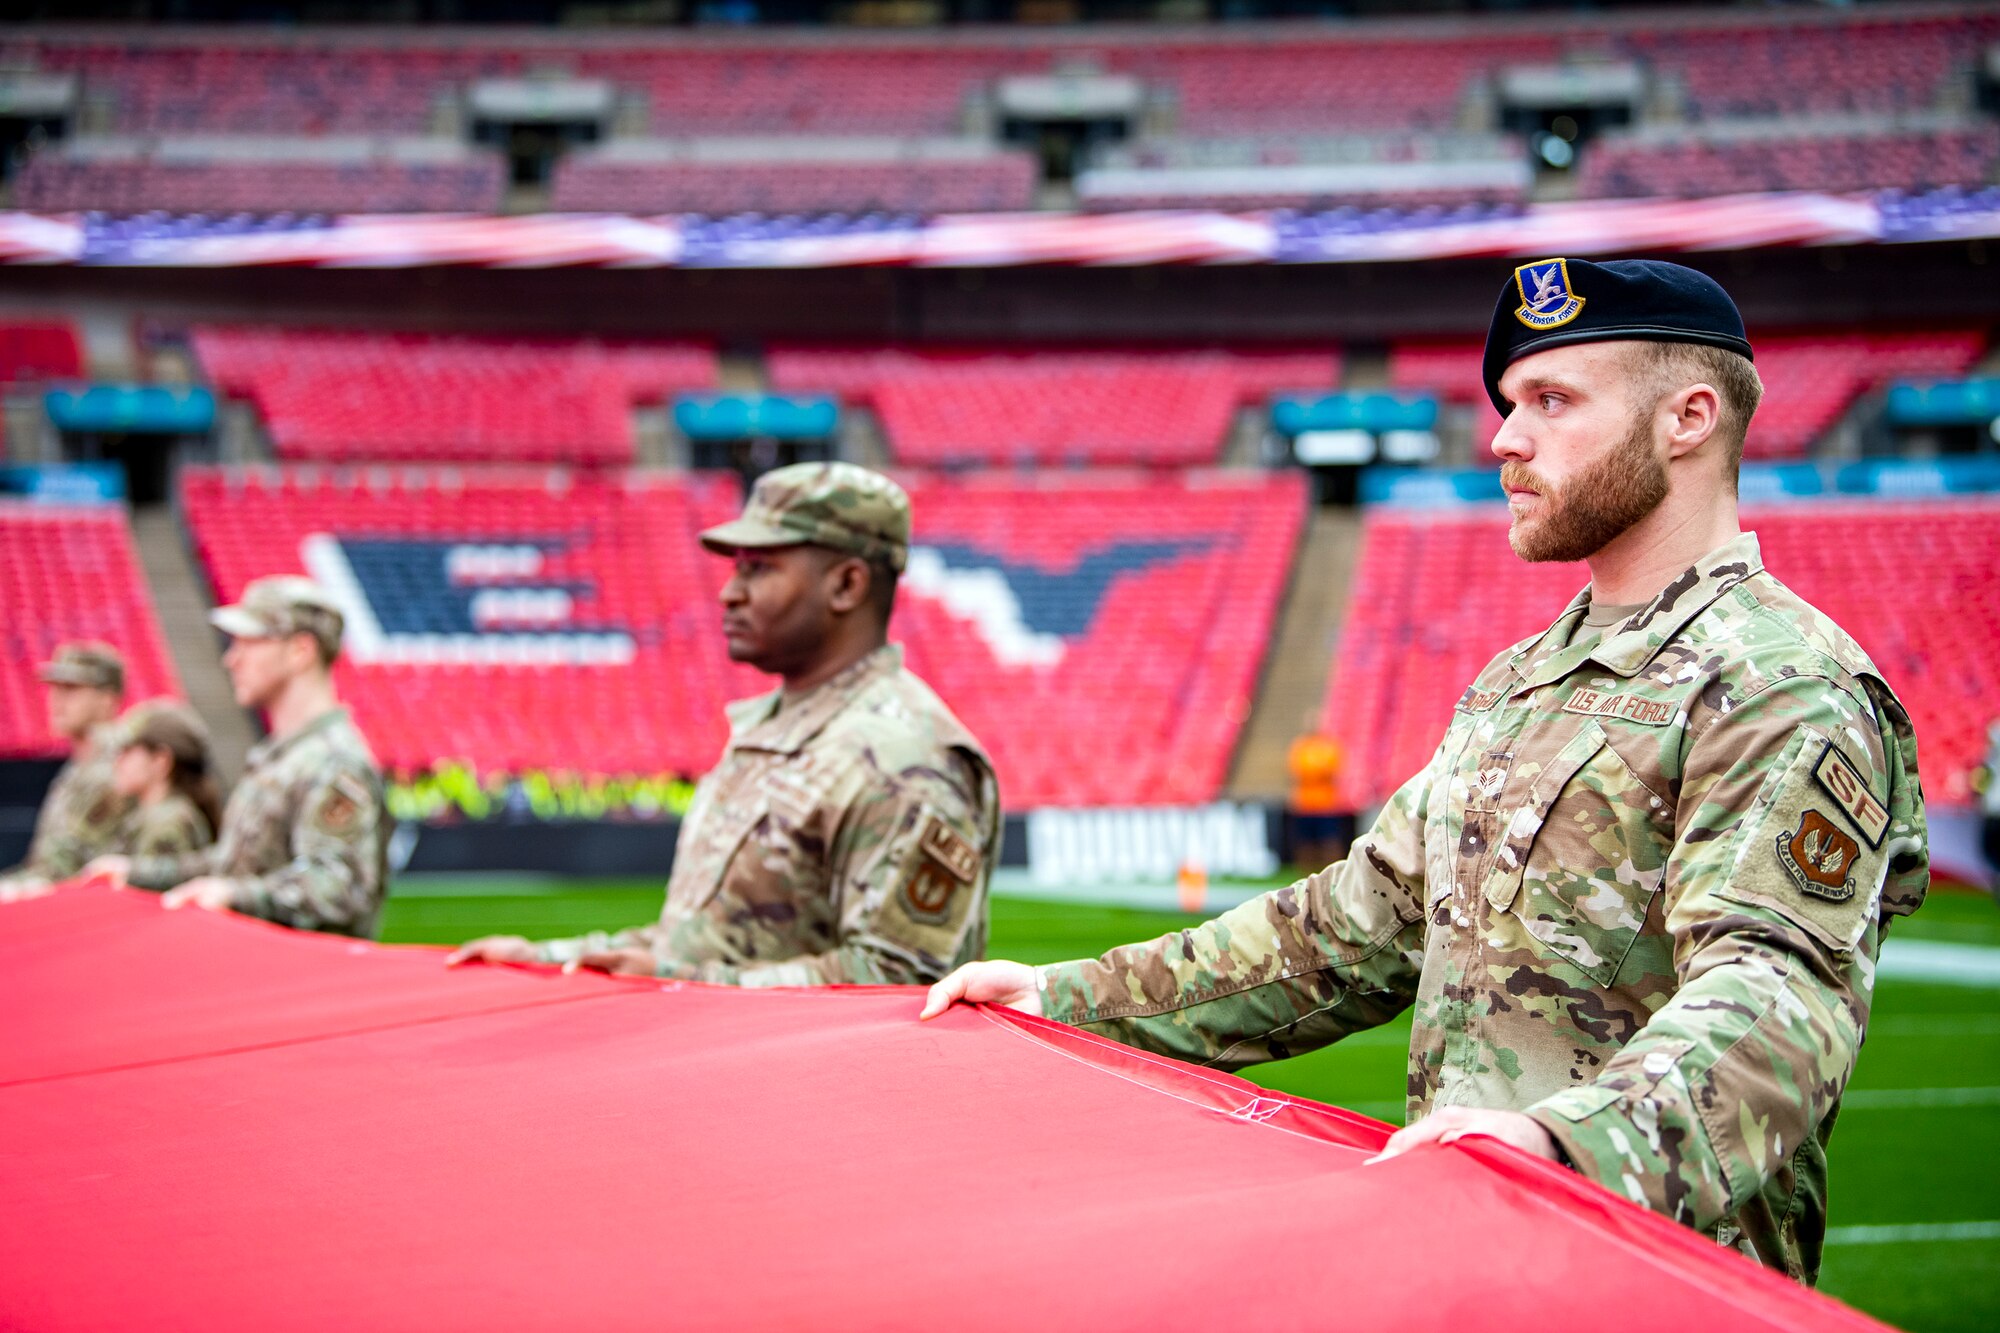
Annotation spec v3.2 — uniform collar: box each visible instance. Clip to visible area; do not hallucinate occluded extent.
[247,705,351,769]
[1514,532,1764,686]
[724,643,902,756]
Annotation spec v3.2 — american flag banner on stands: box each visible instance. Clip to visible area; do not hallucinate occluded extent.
[0,188,1993,269]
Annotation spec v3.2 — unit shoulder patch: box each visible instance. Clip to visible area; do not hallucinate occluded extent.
[1776,809,1860,903]
[312,774,372,837]
[1812,743,1889,849]
[902,862,958,923]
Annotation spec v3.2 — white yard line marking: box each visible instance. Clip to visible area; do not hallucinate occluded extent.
[1877,938,2000,988]
[1824,1221,2000,1246]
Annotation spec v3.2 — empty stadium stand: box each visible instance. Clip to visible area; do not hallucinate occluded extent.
[190,328,717,466]
[1577,120,2000,200]
[549,140,1036,215]
[0,503,180,759]
[1321,500,2000,811]
[768,345,1339,466]
[174,466,1301,808]
[177,466,754,779]
[1387,329,1989,461]
[14,138,506,215]
[895,471,1306,807]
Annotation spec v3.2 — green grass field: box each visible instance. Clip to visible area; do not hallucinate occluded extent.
[382,881,2000,1332]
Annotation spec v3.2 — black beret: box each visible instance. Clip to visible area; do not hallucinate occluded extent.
[1481,257,1754,415]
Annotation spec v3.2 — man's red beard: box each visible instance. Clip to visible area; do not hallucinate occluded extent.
[1502,415,1669,563]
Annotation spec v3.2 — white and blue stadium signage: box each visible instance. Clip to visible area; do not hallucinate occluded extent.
[300,534,633,666]
[902,540,1212,668]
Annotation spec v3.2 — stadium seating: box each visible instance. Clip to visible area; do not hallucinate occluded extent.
[1321,501,2000,810]
[190,327,717,465]
[767,345,1339,466]
[549,144,1036,215]
[176,466,1301,808]
[9,11,1993,149]
[0,320,83,385]
[177,466,755,779]
[893,471,1305,807]
[1388,329,1988,461]
[1577,123,2000,200]
[14,145,506,214]
[0,503,180,759]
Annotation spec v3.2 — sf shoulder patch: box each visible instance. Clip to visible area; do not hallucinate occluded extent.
[1777,809,1860,903]
[1812,743,1889,849]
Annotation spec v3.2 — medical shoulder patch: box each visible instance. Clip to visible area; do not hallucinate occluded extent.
[918,813,979,883]
[1513,258,1585,331]
[1812,743,1888,849]
[1776,809,1860,903]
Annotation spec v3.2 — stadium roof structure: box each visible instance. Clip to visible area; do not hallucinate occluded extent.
[2,881,1889,1332]
[1,187,1995,269]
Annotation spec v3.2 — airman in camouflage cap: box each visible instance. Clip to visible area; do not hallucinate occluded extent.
[208,575,346,662]
[700,461,912,572]
[0,643,131,895]
[454,460,999,987]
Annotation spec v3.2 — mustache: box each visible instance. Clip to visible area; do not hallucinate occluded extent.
[1500,462,1552,495]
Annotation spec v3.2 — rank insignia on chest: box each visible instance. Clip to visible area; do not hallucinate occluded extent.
[1513,258,1585,330]
[1777,810,1860,902]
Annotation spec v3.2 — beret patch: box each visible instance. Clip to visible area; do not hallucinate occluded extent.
[1482,257,1754,416]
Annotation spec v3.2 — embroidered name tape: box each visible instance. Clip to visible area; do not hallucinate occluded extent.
[1561,687,1675,726]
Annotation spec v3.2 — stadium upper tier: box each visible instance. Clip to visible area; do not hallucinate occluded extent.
[1322,501,2000,813]
[191,328,718,465]
[768,345,1339,466]
[1388,329,1988,461]
[548,141,1037,216]
[1577,120,2000,201]
[5,11,1993,148]
[0,504,179,759]
[176,467,1301,808]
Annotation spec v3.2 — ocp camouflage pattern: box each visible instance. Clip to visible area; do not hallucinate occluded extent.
[0,727,130,884]
[1039,533,1926,1283]
[129,708,388,937]
[535,644,1000,986]
[119,791,214,861]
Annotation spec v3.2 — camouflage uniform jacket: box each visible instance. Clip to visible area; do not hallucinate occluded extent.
[1040,533,1927,1283]
[129,708,388,938]
[120,792,213,861]
[537,644,1000,986]
[1,731,130,884]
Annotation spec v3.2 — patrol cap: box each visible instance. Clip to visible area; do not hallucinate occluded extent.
[1482,257,1755,415]
[209,575,346,660]
[38,641,125,694]
[699,461,912,573]
[109,699,213,767]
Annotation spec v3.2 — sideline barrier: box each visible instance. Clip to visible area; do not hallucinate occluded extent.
[0,882,1884,1331]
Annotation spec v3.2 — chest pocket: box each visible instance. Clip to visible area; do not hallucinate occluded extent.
[670,789,769,914]
[1483,720,1672,988]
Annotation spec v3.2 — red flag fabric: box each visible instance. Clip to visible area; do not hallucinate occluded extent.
[0,885,1884,1332]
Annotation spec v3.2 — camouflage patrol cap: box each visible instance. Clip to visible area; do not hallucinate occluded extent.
[209,575,346,660]
[38,641,126,695]
[109,699,213,767]
[700,462,912,573]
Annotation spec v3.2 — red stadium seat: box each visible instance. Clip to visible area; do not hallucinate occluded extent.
[768,345,1340,467]
[0,503,181,758]
[0,320,84,385]
[549,152,1037,215]
[190,327,717,466]
[1323,501,2000,810]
